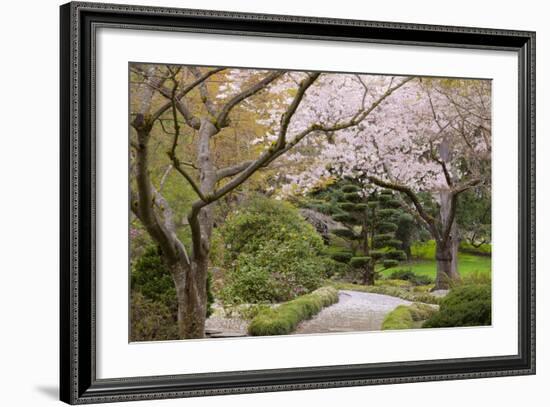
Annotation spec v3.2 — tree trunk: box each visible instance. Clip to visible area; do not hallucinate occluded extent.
[434,138,460,289]
[435,238,458,289]
[362,264,375,285]
[450,223,459,279]
[173,119,218,339]
[360,219,375,285]
[404,244,412,261]
[171,259,208,339]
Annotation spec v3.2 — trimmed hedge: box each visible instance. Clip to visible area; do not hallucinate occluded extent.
[248,287,339,336]
[382,303,438,330]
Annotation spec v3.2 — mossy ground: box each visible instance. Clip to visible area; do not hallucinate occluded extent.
[381,303,439,330]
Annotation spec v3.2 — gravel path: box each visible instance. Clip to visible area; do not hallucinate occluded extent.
[294,290,413,334]
[204,304,249,338]
[205,314,248,337]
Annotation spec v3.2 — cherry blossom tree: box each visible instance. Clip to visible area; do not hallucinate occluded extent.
[281,77,491,289]
[130,65,411,338]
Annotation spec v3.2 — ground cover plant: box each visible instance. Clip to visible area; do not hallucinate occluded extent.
[247,287,339,336]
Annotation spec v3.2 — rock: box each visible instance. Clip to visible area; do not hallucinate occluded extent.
[431,289,450,298]
[299,208,345,243]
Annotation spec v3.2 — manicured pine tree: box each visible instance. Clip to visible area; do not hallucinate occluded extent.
[314,182,406,285]
[366,190,408,278]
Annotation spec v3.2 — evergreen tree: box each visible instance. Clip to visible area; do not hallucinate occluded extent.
[310,181,407,285]
[394,213,415,260]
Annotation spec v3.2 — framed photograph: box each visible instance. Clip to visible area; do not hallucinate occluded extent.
[60,1,535,404]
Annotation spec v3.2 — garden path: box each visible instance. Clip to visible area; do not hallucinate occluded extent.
[293,290,412,334]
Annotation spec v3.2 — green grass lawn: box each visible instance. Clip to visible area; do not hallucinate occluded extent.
[380,252,491,280]
[325,238,491,281]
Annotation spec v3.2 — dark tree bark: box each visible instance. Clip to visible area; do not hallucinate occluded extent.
[435,187,460,288]
[361,265,375,285]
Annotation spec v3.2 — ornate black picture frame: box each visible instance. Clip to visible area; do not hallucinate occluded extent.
[60,2,535,404]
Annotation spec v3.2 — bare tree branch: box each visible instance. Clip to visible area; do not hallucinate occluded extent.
[164,82,207,202]
[149,67,226,128]
[216,160,254,180]
[452,178,482,195]
[159,164,173,193]
[367,175,440,240]
[438,178,481,243]
[150,184,191,265]
[429,141,453,187]
[189,66,218,117]
[394,194,435,237]
[134,134,180,262]
[171,163,205,201]
[215,71,285,129]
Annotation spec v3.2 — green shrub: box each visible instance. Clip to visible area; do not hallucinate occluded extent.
[131,246,177,317]
[222,195,324,262]
[388,269,434,286]
[222,240,325,304]
[384,249,407,261]
[423,284,491,328]
[350,256,371,268]
[248,287,339,336]
[329,251,353,264]
[221,196,326,304]
[235,303,272,320]
[369,249,386,260]
[408,302,438,321]
[378,221,398,233]
[333,213,354,223]
[321,256,351,278]
[332,228,356,240]
[131,246,177,311]
[382,303,438,330]
[342,184,361,193]
[382,259,399,268]
[131,245,214,319]
[456,271,492,286]
[130,291,179,341]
